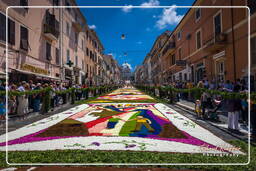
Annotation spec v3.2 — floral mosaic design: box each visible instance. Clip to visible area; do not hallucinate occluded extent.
[0,88,244,155]
[91,88,155,102]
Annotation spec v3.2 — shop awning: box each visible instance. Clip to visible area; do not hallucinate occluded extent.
[13,69,60,80]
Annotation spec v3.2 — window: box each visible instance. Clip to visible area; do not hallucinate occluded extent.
[8,19,15,45]
[0,13,6,41]
[248,0,256,15]
[82,60,84,70]
[56,48,60,65]
[46,42,51,61]
[86,31,89,40]
[196,30,202,49]
[66,1,70,12]
[20,25,29,51]
[178,48,182,59]
[90,50,92,59]
[184,73,187,81]
[53,0,59,6]
[67,49,70,63]
[177,31,181,40]
[195,8,201,21]
[20,0,28,7]
[216,60,225,82]
[86,48,89,56]
[214,12,222,36]
[171,54,176,65]
[251,37,256,67]
[0,14,15,44]
[75,56,78,67]
[66,22,70,36]
[75,32,78,44]
[179,73,182,81]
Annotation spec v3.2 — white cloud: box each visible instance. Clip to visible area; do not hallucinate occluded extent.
[141,0,160,6]
[88,25,96,29]
[122,5,133,13]
[108,53,116,59]
[122,62,132,70]
[156,6,184,29]
[153,15,157,18]
[137,41,142,45]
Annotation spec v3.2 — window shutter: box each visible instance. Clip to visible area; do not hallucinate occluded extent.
[20,26,29,51]
[8,19,15,45]
[0,13,6,41]
[46,42,51,60]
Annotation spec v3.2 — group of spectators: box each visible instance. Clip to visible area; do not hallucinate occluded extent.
[161,78,255,137]
[0,80,91,120]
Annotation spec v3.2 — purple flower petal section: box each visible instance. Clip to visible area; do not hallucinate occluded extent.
[125,144,136,148]
[91,142,100,146]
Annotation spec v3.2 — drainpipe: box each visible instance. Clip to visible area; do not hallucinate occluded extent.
[231,0,237,81]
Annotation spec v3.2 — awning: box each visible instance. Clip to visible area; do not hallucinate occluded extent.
[13,69,60,80]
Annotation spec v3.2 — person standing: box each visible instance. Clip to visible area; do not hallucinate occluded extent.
[200,91,210,118]
[227,87,242,133]
[17,81,27,115]
[32,83,42,112]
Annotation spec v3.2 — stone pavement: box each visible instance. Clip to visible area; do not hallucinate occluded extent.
[175,100,250,138]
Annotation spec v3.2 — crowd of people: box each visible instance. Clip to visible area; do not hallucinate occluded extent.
[161,78,255,138]
[0,80,98,120]
[0,78,255,139]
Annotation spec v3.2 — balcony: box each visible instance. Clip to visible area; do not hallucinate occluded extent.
[43,11,59,41]
[162,42,175,56]
[204,33,227,52]
[72,21,83,32]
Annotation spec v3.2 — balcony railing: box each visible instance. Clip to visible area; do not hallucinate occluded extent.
[72,21,83,32]
[44,11,60,40]
[162,41,175,56]
[204,33,227,52]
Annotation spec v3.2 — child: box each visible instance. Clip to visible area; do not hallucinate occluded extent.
[195,99,203,118]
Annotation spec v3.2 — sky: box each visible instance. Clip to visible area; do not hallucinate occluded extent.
[76,0,195,71]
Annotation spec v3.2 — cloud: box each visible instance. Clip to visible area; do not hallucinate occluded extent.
[122,5,133,13]
[156,6,184,29]
[88,25,96,29]
[122,62,132,70]
[108,53,116,59]
[153,15,157,18]
[141,0,160,6]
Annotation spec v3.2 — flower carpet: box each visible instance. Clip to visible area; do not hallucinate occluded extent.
[88,87,157,103]
[0,87,245,156]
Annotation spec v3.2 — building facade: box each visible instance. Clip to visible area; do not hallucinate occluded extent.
[0,0,120,85]
[138,0,256,89]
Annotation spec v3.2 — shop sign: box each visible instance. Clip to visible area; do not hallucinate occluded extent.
[176,60,187,66]
[21,64,49,75]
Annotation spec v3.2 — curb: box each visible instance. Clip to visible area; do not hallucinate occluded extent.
[175,102,195,112]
